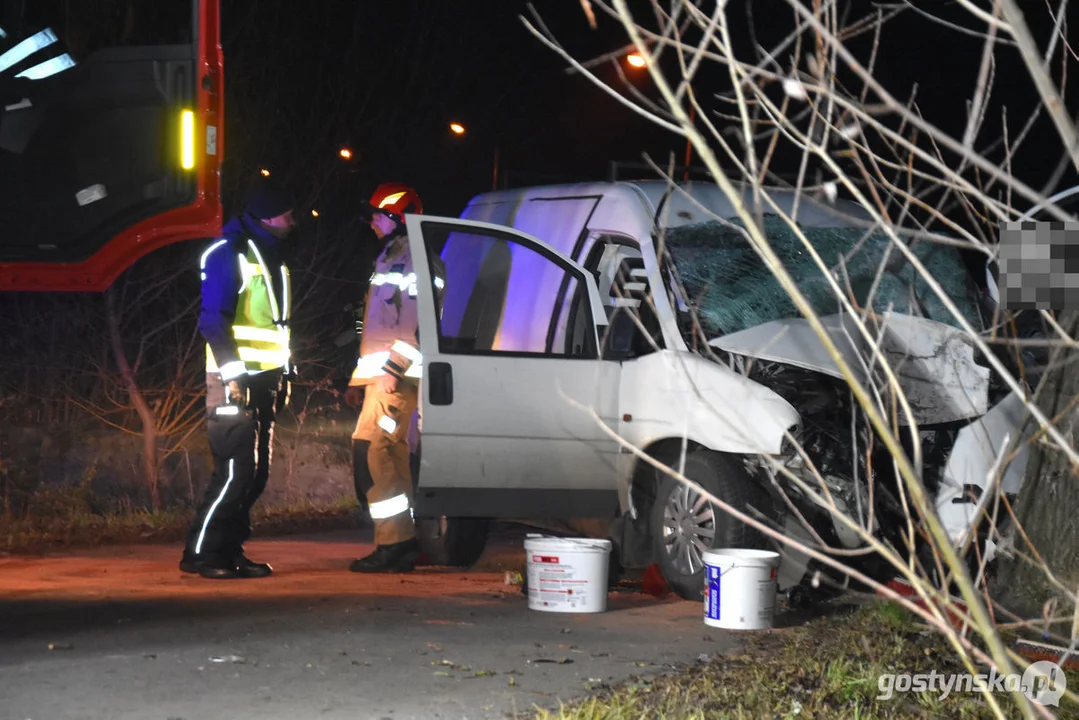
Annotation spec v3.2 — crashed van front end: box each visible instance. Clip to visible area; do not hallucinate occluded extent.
[662,212,1029,588]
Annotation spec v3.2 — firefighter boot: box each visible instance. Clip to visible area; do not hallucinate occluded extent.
[349,538,421,573]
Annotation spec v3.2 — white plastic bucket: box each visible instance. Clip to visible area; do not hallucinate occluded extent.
[702,548,781,630]
[524,535,612,613]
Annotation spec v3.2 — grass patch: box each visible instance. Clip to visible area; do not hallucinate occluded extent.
[1,497,363,555]
[535,600,1079,719]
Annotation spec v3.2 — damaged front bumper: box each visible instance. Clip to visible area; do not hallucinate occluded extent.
[711,311,1028,570]
[935,389,1033,560]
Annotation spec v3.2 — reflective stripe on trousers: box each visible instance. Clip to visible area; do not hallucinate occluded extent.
[368,493,410,519]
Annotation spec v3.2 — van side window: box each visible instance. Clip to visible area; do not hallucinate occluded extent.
[582,235,665,360]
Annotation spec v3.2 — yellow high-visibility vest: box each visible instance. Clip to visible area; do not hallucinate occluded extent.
[203,238,291,377]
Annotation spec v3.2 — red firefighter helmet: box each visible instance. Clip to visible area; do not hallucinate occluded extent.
[369,182,423,221]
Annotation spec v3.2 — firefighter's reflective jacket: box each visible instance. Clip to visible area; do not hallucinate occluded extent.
[350,228,444,386]
[199,217,291,383]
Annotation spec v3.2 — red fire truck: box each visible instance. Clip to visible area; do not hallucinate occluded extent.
[0,0,223,292]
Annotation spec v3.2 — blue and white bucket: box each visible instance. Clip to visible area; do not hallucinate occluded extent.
[702,548,781,630]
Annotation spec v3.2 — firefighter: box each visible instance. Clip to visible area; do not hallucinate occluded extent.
[179,178,297,579]
[344,183,444,573]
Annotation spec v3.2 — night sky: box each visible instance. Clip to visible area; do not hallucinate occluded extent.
[218,1,690,218]
[216,0,1078,226]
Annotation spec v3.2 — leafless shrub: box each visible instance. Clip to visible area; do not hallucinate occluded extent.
[528,1,1079,716]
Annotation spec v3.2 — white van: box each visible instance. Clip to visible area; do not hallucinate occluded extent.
[402,179,1031,601]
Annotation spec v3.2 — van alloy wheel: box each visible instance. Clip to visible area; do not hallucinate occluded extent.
[660,483,716,576]
[650,450,768,601]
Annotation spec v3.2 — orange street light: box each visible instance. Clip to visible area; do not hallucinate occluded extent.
[339,147,353,159]
[260,168,270,177]
[311,209,320,218]
[626,52,646,69]
[449,122,466,135]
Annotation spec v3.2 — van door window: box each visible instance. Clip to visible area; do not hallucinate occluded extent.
[421,223,599,359]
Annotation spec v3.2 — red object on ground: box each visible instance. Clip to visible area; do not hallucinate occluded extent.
[642,563,671,597]
[882,578,969,632]
[1013,638,1079,671]
[885,579,1079,670]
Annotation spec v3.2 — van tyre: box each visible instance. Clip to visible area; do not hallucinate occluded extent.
[409,449,492,567]
[650,450,769,601]
[415,517,491,567]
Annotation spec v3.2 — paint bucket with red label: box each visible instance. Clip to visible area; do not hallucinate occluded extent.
[702,548,780,630]
[523,535,612,613]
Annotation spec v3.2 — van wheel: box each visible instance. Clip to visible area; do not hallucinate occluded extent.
[416,517,491,567]
[408,450,490,567]
[650,450,768,601]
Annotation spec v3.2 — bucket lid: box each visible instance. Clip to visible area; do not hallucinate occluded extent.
[524,535,612,551]
[702,547,780,564]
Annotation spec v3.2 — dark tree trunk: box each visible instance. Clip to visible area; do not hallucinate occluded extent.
[105,289,160,510]
[994,310,1079,620]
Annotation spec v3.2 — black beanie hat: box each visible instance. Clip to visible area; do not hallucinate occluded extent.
[244,178,294,220]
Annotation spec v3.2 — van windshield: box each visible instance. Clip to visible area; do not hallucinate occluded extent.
[663,214,985,338]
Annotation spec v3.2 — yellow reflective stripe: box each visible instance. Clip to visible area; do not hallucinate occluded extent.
[232,325,288,343]
[237,347,290,365]
[377,414,398,433]
[378,192,407,209]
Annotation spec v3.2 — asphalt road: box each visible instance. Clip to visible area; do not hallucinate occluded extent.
[0,525,741,720]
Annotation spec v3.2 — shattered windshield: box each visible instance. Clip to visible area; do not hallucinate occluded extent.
[664,215,984,338]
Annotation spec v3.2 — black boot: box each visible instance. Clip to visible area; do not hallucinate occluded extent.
[233,551,273,578]
[179,550,241,579]
[349,538,421,573]
[179,550,199,574]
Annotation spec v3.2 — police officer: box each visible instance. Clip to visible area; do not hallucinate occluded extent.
[180,178,297,579]
[345,184,444,573]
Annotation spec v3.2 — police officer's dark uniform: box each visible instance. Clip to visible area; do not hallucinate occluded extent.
[180,180,296,579]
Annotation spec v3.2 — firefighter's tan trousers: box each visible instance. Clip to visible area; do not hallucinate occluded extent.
[352,382,418,546]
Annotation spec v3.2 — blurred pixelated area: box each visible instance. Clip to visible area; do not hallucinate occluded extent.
[998,220,1079,311]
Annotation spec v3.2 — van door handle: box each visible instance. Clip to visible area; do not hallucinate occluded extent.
[429,362,453,405]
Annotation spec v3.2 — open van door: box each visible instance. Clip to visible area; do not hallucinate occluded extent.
[404,214,623,520]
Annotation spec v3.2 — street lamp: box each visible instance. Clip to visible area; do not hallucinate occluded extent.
[448,121,500,190]
[625,51,694,179]
[339,147,353,160]
[260,168,270,177]
[311,209,320,218]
